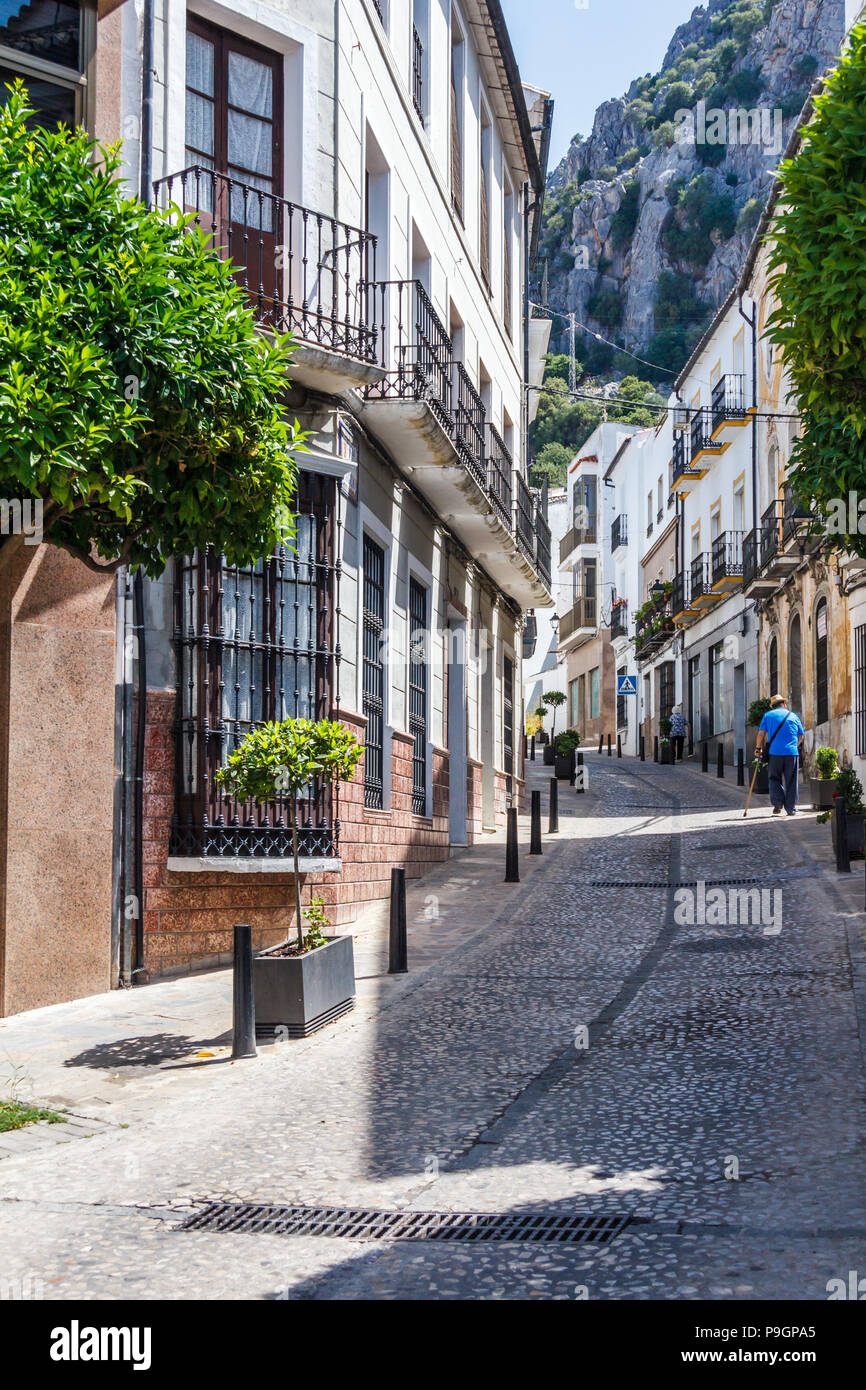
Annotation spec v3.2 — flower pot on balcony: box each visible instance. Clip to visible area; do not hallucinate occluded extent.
[810,776,838,810]
[543,743,556,765]
[831,810,866,859]
[253,934,355,1040]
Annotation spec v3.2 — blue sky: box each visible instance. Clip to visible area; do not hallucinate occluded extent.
[500,0,706,168]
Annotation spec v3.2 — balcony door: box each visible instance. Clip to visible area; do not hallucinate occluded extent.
[185,19,283,323]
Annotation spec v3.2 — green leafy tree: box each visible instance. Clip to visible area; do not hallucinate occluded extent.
[766,24,866,556]
[533,441,572,488]
[541,689,567,740]
[216,719,363,953]
[0,84,302,578]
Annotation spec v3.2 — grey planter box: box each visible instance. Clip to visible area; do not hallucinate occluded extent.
[543,744,556,765]
[832,810,866,859]
[254,934,355,1040]
[555,750,576,780]
[660,742,673,764]
[810,776,838,810]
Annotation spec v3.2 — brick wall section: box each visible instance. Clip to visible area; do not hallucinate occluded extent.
[142,695,456,979]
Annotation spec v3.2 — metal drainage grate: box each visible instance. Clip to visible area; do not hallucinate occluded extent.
[588,877,768,889]
[179,1203,632,1246]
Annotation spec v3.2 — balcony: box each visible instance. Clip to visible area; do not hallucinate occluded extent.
[559,595,597,648]
[710,531,744,591]
[610,601,628,640]
[671,570,700,622]
[152,166,381,394]
[671,431,704,494]
[635,598,675,660]
[560,519,597,562]
[453,362,487,489]
[782,482,820,554]
[690,552,716,607]
[611,514,628,551]
[487,425,514,531]
[690,408,729,469]
[711,374,748,437]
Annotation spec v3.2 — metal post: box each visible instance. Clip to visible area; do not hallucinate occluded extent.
[388,867,408,973]
[737,748,745,787]
[530,735,536,762]
[617,735,622,759]
[717,744,725,779]
[607,734,612,758]
[836,801,851,874]
[505,807,520,883]
[653,736,659,764]
[548,777,559,833]
[231,924,256,1059]
[576,751,585,794]
[639,734,645,762]
[702,742,709,773]
[530,790,543,855]
[598,733,604,754]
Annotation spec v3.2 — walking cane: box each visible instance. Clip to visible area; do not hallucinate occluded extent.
[743,757,761,818]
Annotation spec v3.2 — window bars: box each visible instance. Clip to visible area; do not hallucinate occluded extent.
[409,577,428,816]
[172,472,341,858]
[363,535,386,811]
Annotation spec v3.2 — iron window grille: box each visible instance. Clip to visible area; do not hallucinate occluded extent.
[172,472,341,858]
[363,535,386,810]
[856,625,866,757]
[815,599,829,726]
[412,24,424,120]
[611,514,627,551]
[504,655,514,806]
[409,578,429,816]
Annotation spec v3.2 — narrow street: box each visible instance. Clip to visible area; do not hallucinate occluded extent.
[2,753,865,1302]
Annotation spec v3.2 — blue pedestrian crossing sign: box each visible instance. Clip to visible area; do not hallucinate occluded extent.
[617,675,638,696]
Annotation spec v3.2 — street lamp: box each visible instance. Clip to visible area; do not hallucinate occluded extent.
[650,580,665,602]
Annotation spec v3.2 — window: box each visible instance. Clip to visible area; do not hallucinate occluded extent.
[659,662,675,723]
[480,108,492,289]
[657,477,663,522]
[450,21,464,221]
[574,476,597,540]
[711,641,727,736]
[856,624,866,757]
[408,577,428,815]
[503,656,515,803]
[815,598,829,725]
[503,184,514,337]
[0,0,90,128]
[589,667,600,720]
[647,491,654,535]
[569,678,580,729]
[411,0,426,121]
[689,656,701,746]
[768,634,778,698]
[617,666,627,731]
[734,484,745,533]
[363,536,386,810]
[789,613,802,713]
[185,19,282,201]
[172,472,340,858]
[710,504,721,542]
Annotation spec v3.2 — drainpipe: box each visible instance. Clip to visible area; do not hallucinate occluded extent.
[523,180,532,477]
[738,293,758,535]
[138,0,155,205]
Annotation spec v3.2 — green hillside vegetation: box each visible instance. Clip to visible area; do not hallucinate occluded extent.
[531,358,665,486]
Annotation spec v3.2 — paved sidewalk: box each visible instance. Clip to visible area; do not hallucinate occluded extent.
[2,752,866,1300]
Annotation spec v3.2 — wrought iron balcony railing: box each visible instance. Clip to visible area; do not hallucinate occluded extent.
[711,530,744,587]
[514,473,535,562]
[671,570,689,616]
[153,166,378,362]
[742,529,759,589]
[673,431,700,486]
[782,482,816,548]
[611,514,628,551]
[690,552,711,602]
[761,501,782,568]
[453,362,486,488]
[690,407,725,459]
[711,373,747,435]
[535,509,552,589]
[486,425,513,531]
[365,279,453,427]
[412,24,424,120]
[610,601,628,639]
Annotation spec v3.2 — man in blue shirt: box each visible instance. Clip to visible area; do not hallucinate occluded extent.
[755,694,806,816]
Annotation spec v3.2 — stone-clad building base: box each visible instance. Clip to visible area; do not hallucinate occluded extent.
[141,693,517,979]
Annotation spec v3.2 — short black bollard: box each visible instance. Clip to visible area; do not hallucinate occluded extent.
[576,751,585,794]
[617,734,622,759]
[702,742,709,773]
[232,923,256,1059]
[530,790,543,855]
[530,735,536,763]
[505,807,520,883]
[737,748,745,787]
[548,777,559,833]
[717,744,725,779]
[598,733,604,754]
[640,734,645,762]
[607,734,612,758]
[388,867,408,973]
[836,801,851,874]
[653,736,659,764]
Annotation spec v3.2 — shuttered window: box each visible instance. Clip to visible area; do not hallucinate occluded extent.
[815,599,828,726]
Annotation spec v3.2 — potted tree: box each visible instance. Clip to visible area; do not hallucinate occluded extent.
[541,690,567,765]
[554,729,580,780]
[215,717,363,1038]
[822,766,866,859]
[659,715,673,764]
[748,698,771,795]
[534,704,550,745]
[810,746,839,810]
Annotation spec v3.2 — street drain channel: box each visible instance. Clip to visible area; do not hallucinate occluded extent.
[179,1203,632,1246]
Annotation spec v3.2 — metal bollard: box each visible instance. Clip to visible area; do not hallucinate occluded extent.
[702,742,709,773]
[388,867,409,973]
[617,734,622,759]
[530,735,536,763]
[548,777,559,834]
[505,808,520,883]
[737,748,745,787]
[576,751,585,794]
[598,733,604,754]
[653,736,659,764]
[639,734,645,763]
[232,923,257,1059]
[530,790,543,855]
[717,744,725,779]
[836,800,851,874]
[607,734,612,758]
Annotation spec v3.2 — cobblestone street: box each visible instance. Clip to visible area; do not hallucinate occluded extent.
[3,753,866,1301]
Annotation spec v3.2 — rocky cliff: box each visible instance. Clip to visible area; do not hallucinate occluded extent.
[540,0,846,378]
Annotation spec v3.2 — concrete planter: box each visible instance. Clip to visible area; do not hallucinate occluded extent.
[253,934,355,1040]
[555,750,576,780]
[660,742,673,764]
[543,743,556,766]
[832,810,866,859]
[810,776,838,810]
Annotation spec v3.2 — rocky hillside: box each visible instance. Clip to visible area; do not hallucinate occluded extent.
[540,0,846,379]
